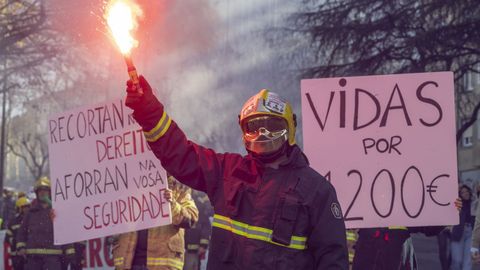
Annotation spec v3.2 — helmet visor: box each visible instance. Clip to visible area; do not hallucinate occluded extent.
[242,116,288,135]
[242,116,288,154]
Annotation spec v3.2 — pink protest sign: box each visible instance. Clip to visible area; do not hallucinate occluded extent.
[48,99,171,244]
[301,72,459,228]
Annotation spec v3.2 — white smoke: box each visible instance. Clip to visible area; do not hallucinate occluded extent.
[46,0,301,153]
[142,0,301,152]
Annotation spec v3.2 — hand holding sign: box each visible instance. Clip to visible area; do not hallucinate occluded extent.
[164,188,174,203]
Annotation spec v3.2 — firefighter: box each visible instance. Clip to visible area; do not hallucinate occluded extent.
[5,197,31,270]
[112,176,199,270]
[3,188,16,228]
[124,76,348,269]
[352,199,462,269]
[184,191,213,270]
[345,230,357,270]
[61,241,86,270]
[16,177,75,270]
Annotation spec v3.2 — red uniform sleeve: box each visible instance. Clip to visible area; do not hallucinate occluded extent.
[132,102,242,198]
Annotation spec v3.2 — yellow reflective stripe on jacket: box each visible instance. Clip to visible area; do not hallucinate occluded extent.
[346,230,356,264]
[388,226,408,230]
[6,230,12,235]
[65,248,75,255]
[187,244,200,250]
[200,239,209,245]
[212,214,307,250]
[348,252,355,263]
[11,224,21,230]
[114,257,124,266]
[16,242,26,249]
[346,231,357,242]
[144,111,172,142]
[147,257,184,269]
[26,249,63,255]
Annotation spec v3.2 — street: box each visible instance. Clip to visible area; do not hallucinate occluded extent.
[413,234,480,270]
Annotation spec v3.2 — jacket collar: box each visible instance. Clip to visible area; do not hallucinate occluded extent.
[30,199,51,211]
[247,145,309,169]
[279,145,309,168]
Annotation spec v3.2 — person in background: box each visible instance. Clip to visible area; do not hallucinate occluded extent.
[471,189,480,264]
[345,230,357,270]
[5,197,31,270]
[61,241,86,270]
[113,176,198,270]
[353,199,461,270]
[17,192,26,199]
[184,190,213,270]
[3,188,16,228]
[472,182,480,264]
[399,237,418,270]
[437,227,451,270]
[16,177,75,270]
[451,185,474,270]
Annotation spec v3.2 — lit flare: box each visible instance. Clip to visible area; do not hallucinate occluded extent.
[105,0,142,55]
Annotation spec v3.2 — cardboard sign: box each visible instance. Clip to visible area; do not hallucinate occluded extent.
[301,72,459,228]
[48,99,171,244]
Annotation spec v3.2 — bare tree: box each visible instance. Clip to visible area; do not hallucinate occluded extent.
[282,0,480,142]
[0,0,60,185]
[7,133,48,181]
[1,0,59,77]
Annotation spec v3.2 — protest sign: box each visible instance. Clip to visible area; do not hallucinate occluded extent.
[83,238,114,270]
[48,99,170,244]
[301,72,459,228]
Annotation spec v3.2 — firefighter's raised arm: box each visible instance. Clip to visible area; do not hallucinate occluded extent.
[125,76,239,197]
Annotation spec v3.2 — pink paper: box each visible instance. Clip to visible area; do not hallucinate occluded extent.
[301,72,459,228]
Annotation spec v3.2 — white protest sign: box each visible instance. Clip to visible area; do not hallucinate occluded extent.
[48,99,171,244]
[301,72,459,228]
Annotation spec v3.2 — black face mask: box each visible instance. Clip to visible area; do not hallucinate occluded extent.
[249,142,289,164]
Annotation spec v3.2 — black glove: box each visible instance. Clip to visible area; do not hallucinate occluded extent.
[125,76,164,129]
[125,75,157,111]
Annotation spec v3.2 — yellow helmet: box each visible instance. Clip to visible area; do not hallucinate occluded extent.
[15,197,31,208]
[239,89,296,146]
[34,176,51,192]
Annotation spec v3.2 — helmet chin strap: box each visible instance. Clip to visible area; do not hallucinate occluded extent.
[248,142,290,164]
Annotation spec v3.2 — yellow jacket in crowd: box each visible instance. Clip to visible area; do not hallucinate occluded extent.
[113,177,199,270]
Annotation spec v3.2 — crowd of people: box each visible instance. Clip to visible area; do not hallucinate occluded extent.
[3,179,480,270]
[344,184,480,270]
[1,176,213,270]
